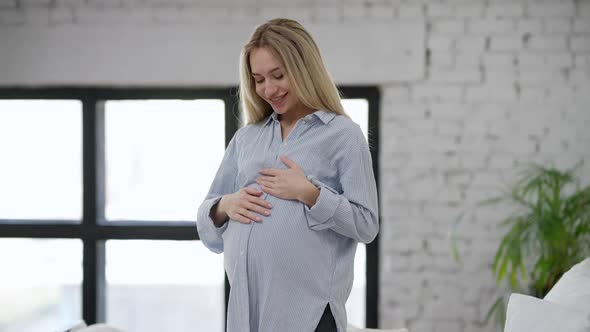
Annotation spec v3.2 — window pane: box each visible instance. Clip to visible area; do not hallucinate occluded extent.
[106,240,224,332]
[347,243,366,328]
[343,99,369,141]
[342,99,369,328]
[105,100,225,222]
[0,100,82,220]
[0,239,82,332]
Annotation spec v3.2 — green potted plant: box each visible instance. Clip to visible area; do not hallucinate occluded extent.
[452,163,590,328]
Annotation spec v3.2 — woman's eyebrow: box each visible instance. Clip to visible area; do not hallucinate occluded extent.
[252,67,282,76]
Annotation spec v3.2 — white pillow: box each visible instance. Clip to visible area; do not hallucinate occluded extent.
[81,324,125,332]
[544,257,590,312]
[347,329,408,332]
[504,293,590,332]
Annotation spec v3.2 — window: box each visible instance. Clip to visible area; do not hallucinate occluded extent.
[0,87,380,330]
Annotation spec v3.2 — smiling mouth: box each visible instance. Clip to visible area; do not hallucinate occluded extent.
[269,93,287,103]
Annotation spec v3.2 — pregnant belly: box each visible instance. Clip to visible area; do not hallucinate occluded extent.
[246,196,331,276]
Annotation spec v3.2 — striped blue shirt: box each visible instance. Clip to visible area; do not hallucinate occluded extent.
[196,109,379,332]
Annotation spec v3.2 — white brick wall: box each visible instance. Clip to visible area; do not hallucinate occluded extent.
[0,1,589,332]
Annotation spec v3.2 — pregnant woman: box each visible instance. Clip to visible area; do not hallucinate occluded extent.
[197,18,379,332]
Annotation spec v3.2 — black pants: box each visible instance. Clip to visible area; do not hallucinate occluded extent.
[315,304,337,332]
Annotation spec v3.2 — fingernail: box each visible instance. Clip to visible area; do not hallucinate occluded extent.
[256,217,261,221]
[268,203,272,208]
[265,211,270,215]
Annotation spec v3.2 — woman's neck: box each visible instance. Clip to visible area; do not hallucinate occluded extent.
[278,106,315,127]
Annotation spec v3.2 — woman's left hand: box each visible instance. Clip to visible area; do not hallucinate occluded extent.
[256,155,315,202]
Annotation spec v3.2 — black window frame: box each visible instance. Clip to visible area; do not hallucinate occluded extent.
[0,86,380,329]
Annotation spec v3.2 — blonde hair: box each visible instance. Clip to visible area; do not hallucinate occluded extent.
[238,18,346,124]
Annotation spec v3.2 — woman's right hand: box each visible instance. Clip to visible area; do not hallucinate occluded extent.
[216,187,272,225]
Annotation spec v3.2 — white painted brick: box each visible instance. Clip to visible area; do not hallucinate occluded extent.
[493,137,537,155]
[258,6,285,21]
[528,1,575,18]
[0,7,24,25]
[430,51,453,67]
[437,121,463,136]
[386,104,429,121]
[382,255,415,273]
[311,0,339,5]
[482,53,515,69]
[485,69,518,84]
[572,36,590,51]
[575,55,590,68]
[412,84,463,101]
[426,3,453,18]
[471,171,505,188]
[468,17,515,34]
[259,0,311,5]
[573,19,590,33]
[486,3,524,18]
[517,18,544,34]
[519,70,568,87]
[56,0,85,7]
[518,53,573,69]
[383,84,411,102]
[454,36,486,51]
[460,153,488,169]
[453,2,484,18]
[390,235,425,253]
[545,85,577,102]
[428,103,469,119]
[227,6,259,23]
[429,67,482,83]
[78,6,153,24]
[544,18,572,33]
[49,6,74,25]
[0,0,16,9]
[518,53,545,67]
[19,0,52,7]
[465,84,517,102]
[525,35,568,51]
[570,69,590,85]
[489,36,522,51]
[428,35,454,51]
[397,3,424,19]
[520,87,548,101]
[544,53,574,68]
[431,18,465,34]
[22,7,49,25]
[312,5,340,22]
[144,0,184,6]
[580,1,590,17]
[454,51,481,66]
[510,110,551,135]
[283,6,313,23]
[206,7,239,22]
[366,4,395,20]
[341,4,366,20]
[86,0,123,7]
[150,7,201,25]
[422,298,477,319]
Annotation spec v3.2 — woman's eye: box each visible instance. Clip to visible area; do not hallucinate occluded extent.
[274,74,283,79]
[255,79,264,84]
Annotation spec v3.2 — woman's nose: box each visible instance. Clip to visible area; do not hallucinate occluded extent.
[265,83,278,97]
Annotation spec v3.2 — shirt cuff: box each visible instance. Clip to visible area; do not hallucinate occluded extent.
[198,196,229,238]
[304,174,340,230]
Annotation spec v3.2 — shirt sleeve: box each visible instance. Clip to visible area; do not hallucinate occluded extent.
[196,129,240,254]
[303,126,379,243]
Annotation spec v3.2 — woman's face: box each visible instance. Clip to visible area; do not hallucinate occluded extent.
[250,47,300,116]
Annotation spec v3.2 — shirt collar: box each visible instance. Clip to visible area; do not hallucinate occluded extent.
[264,109,336,126]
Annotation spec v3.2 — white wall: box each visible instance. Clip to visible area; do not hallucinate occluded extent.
[1,1,590,332]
